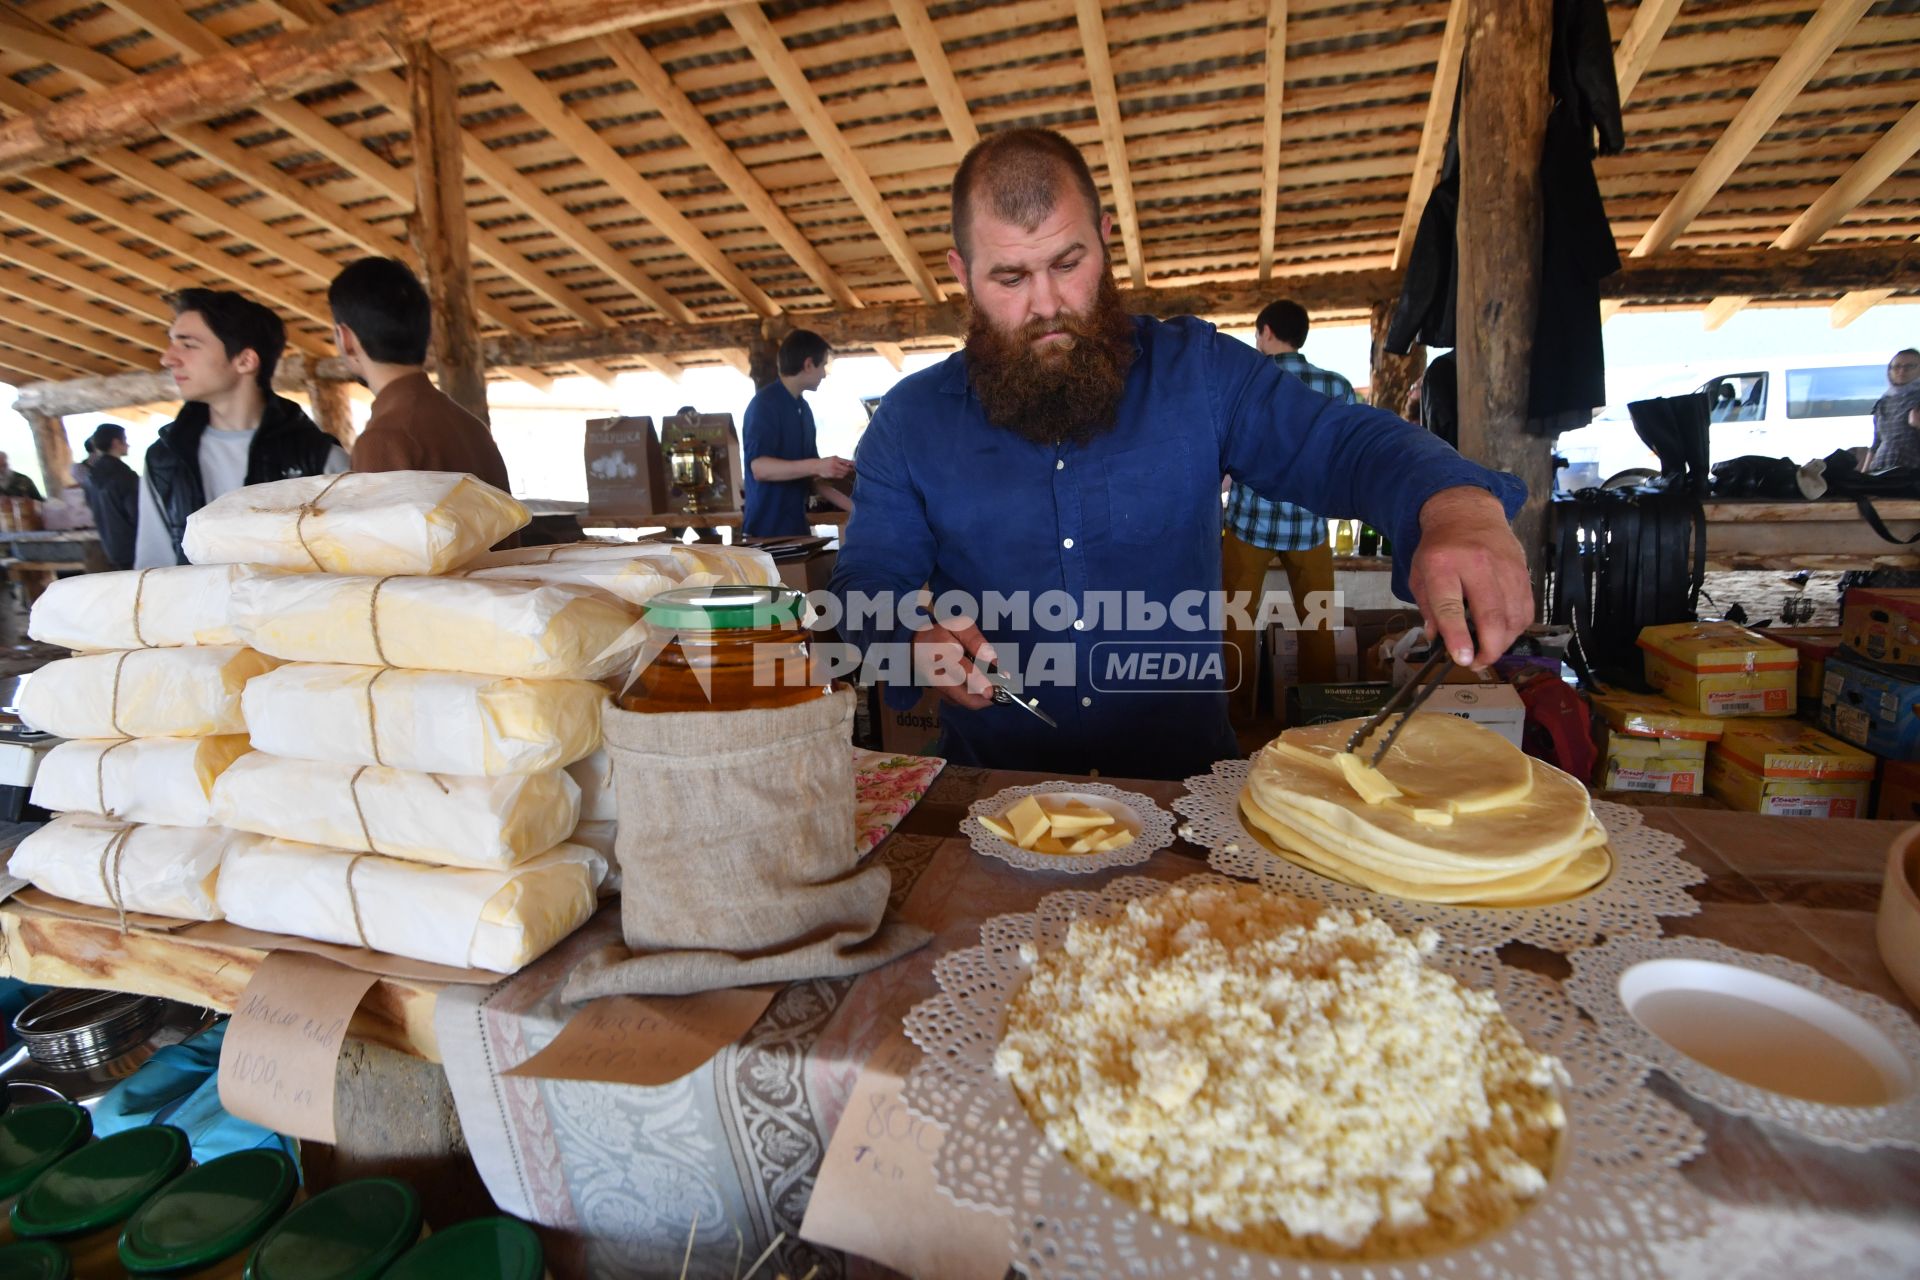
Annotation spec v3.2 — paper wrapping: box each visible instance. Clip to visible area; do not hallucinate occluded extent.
[215,837,607,973]
[460,540,778,608]
[183,470,528,575]
[212,753,581,870]
[566,749,616,823]
[241,663,606,776]
[31,736,251,827]
[9,814,239,921]
[17,647,281,740]
[27,565,263,652]
[232,573,639,680]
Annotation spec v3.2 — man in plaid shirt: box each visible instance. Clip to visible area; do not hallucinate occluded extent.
[1222,299,1350,724]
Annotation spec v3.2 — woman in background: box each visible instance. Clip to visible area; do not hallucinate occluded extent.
[1867,348,1920,471]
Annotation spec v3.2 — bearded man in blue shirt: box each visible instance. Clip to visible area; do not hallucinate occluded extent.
[829,128,1531,780]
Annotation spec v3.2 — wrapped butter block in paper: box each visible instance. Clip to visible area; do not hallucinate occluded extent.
[212,753,580,870]
[27,565,263,652]
[216,836,606,973]
[566,749,616,823]
[242,663,605,775]
[461,540,777,608]
[9,814,239,920]
[31,736,251,827]
[183,470,527,575]
[232,573,639,680]
[18,647,280,739]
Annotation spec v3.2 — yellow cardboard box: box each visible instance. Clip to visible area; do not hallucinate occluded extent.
[1705,719,1874,818]
[1637,621,1796,718]
[1603,733,1707,794]
[1590,689,1722,741]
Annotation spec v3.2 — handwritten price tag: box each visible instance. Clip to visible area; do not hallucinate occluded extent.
[505,987,777,1087]
[217,951,378,1144]
[800,1031,1010,1280]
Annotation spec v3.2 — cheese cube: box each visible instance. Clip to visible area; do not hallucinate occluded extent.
[1003,796,1050,847]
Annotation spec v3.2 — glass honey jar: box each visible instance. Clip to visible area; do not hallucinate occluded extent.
[619,585,832,713]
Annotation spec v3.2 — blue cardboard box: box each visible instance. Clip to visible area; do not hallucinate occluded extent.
[1819,650,1920,761]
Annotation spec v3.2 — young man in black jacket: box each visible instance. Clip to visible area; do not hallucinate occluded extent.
[134,289,348,567]
[78,425,138,570]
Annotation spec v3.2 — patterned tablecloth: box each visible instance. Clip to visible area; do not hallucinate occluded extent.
[441,767,1920,1280]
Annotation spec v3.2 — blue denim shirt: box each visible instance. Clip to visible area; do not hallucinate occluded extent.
[829,315,1524,780]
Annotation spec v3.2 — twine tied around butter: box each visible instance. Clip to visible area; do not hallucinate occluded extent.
[92,738,133,817]
[343,852,371,950]
[293,472,350,572]
[346,765,382,857]
[128,567,156,648]
[106,650,135,738]
[95,823,135,935]
[361,667,391,767]
[364,575,399,666]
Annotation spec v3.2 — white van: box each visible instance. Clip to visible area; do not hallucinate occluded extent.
[1557,354,1886,486]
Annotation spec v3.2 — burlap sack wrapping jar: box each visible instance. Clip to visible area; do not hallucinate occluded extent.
[564,587,928,1000]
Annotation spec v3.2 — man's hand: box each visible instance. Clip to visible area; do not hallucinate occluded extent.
[814,456,855,480]
[913,618,998,710]
[1406,486,1533,669]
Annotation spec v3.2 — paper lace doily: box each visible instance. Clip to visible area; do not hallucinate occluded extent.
[960,780,1175,875]
[1174,757,1704,952]
[902,873,1709,1280]
[1565,934,1920,1151]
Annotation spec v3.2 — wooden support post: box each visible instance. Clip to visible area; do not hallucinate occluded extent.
[1454,0,1553,591]
[407,41,490,427]
[1368,301,1424,421]
[308,377,357,452]
[22,410,72,493]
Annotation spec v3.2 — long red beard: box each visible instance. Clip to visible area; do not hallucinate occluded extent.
[964,269,1137,447]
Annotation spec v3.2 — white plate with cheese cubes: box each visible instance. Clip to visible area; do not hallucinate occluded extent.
[963,782,1175,873]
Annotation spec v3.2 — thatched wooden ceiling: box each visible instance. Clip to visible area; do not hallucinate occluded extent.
[1,0,1918,396]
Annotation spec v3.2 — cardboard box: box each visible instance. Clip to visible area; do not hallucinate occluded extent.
[877,685,943,757]
[1285,682,1393,727]
[1590,689,1722,741]
[1762,627,1845,703]
[775,549,838,594]
[1818,651,1920,761]
[1842,588,1920,670]
[583,415,668,515]
[1638,621,1796,717]
[1877,758,1920,822]
[1603,733,1707,794]
[1264,625,1360,686]
[1706,719,1874,818]
[1417,682,1526,748]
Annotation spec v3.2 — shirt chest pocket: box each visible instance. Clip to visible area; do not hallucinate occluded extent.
[1102,442,1190,545]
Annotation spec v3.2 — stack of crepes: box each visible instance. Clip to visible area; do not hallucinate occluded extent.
[1239,713,1613,907]
[16,471,777,973]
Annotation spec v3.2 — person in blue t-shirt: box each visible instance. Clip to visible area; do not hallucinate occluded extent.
[742,330,854,536]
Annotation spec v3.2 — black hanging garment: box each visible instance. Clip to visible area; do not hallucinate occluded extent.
[1387,0,1624,428]
[1548,488,1707,688]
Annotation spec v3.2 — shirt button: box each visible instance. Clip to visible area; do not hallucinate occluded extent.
[1055,459,1065,470]
[1080,696,1092,707]
[1072,619,1085,631]
[1062,537,1074,549]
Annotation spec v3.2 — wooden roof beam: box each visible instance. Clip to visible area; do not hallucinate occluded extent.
[1073,0,1146,289]
[887,0,980,152]
[596,31,861,309]
[1392,0,1469,272]
[0,319,121,377]
[1613,0,1687,106]
[480,56,776,316]
[1632,0,1877,259]
[1257,0,1288,282]
[0,0,738,175]
[0,270,164,362]
[1703,99,1920,329]
[0,357,74,389]
[725,3,944,305]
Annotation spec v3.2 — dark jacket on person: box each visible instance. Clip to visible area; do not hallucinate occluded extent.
[1387,0,1623,425]
[144,394,341,564]
[80,452,139,570]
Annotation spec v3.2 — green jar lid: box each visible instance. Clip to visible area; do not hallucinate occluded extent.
[11,1125,190,1241]
[381,1217,544,1280]
[243,1178,420,1280]
[0,1240,72,1280]
[0,1103,92,1199]
[119,1148,299,1275]
[643,585,804,631]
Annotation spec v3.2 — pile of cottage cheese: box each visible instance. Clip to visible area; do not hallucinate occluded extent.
[993,881,1566,1259]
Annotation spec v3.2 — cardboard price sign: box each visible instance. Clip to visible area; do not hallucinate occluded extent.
[217,950,378,1144]
[506,987,777,1087]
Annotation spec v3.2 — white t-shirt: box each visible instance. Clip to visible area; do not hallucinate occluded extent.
[133,428,349,568]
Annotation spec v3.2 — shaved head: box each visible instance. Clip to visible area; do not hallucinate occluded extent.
[951,127,1104,262]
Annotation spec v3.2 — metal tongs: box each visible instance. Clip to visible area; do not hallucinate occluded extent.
[980,658,1059,728]
[1345,622,1475,766]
